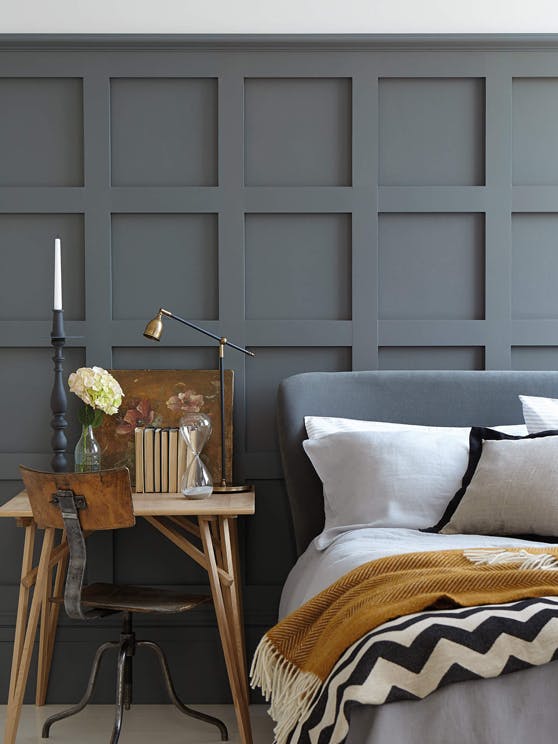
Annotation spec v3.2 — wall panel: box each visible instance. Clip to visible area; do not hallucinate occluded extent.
[245,213,352,320]
[378,213,485,321]
[110,77,218,187]
[244,77,352,186]
[111,213,219,320]
[0,214,85,321]
[1,35,558,703]
[0,77,83,186]
[379,77,485,187]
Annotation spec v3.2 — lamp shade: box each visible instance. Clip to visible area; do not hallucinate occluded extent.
[143,312,164,341]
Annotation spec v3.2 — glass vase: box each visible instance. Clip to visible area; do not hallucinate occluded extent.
[179,413,213,499]
[74,424,101,472]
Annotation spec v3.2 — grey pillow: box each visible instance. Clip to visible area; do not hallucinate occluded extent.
[439,427,558,537]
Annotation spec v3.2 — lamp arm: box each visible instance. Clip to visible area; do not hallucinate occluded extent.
[160,309,222,343]
[161,308,255,356]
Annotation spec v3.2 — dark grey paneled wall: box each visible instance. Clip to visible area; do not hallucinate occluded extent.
[2,34,558,703]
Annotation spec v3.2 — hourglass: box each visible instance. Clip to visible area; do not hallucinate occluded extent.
[179,413,213,499]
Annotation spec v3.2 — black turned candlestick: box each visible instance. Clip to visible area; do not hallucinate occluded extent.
[50,309,68,472]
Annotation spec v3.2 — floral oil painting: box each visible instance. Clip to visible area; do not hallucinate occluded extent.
[96,369,233,488]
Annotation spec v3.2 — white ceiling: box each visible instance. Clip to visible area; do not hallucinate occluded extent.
[2,0,558,34]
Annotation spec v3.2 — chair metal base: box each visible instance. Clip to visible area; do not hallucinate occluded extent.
[42,612,228,743]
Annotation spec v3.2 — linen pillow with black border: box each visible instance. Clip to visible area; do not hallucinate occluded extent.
[428,427,558,538]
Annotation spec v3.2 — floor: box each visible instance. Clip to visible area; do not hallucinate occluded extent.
[0,704,275,743]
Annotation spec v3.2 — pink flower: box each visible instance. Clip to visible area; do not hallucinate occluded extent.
[115,399,155,435]
[166,390,204,413]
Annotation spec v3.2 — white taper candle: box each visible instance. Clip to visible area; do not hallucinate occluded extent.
[54,238,62,310]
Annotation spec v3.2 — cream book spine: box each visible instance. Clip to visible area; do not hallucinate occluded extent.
[134,427,144,493]
[161,428,169,493]
[153,428,161,493]
[143,427,155,493]
[168,428,178,493]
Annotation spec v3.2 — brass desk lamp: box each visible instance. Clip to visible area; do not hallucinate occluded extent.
[143,308,255,493]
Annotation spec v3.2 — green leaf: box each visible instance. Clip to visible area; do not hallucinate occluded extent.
[78,405,96,427]
[91,409,104,429]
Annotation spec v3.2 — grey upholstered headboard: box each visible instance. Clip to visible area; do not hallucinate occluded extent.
[277,370,558,556]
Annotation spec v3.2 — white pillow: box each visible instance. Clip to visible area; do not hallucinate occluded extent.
[303,428,471,550]
[304,415,527,440]
[519,395,558,434]
[441,432,558,537]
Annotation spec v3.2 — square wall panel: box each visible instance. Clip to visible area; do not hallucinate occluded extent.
[0,482,25,583]
[245,480,296,585]
[245,347,351,452]
[512,347,558,370]
[111,214,218,320]
[0,347,85,454]
[245,214,351,320]
[379,213,485,321]
[513,79,558,185]
[0,78,83,186]
[379,346,485,370]
[245,78,351,186]
[512,214,558,319]
[0,480,21,506]
[379,78,485,186]
[0,214,85,321]
[113,347,217,370]
[111,78,218,186]
[115,520,207,585]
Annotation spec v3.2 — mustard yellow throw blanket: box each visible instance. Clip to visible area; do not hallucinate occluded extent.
[251,548,558,743]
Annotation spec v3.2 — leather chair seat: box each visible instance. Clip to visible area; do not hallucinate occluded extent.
[52,583,211,614]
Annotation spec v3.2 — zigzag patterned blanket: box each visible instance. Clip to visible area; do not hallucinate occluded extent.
[286,596,558,744]
[251,548,558,744]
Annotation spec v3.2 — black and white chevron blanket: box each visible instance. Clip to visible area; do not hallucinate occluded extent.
[286,596,558,744]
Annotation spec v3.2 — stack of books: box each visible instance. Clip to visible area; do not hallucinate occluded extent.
[134,426,191,493]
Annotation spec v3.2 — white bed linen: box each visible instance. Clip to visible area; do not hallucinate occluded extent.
[279,528,558,744]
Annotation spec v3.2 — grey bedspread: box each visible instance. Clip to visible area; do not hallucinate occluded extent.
[346,662,558,744]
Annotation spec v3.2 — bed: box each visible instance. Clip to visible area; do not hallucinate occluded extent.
[268,370,558,744]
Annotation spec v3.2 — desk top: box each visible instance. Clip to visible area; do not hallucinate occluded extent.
[0,488,255,519]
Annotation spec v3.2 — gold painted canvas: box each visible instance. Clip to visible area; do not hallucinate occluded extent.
[96,369,233,488]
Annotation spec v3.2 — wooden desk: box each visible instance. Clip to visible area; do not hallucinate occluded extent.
[0,489,255,744]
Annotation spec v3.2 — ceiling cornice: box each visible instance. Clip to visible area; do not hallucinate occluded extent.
[2,33,558,52]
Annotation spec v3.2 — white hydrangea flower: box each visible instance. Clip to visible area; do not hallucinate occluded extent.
[68,367,124,415]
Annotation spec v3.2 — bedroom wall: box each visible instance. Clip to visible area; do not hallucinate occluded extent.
[2,34,558,703]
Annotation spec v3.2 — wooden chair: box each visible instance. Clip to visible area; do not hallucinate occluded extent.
[19,466,228,744]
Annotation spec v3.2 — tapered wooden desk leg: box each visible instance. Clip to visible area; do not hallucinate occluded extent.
[210,520,224,565]
[36,532,68,705]
[229,518,249,695]
[45,551,68,687]
[4,527,56,744]
[8,522,36,703]
[219,517,249,705]
[36,548,52,706]
[199,518,252,744]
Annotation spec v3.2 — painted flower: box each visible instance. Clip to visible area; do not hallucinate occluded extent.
[166,390,204,413]
[115,398,155,435]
